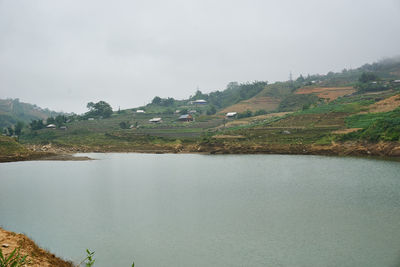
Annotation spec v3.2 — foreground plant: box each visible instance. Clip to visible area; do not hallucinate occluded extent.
[77,249,135,267]
[0,247,29,267]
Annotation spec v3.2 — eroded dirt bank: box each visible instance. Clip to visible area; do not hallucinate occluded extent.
[0,227,73,267]
[13,141,400,160]
[189,141,400,158]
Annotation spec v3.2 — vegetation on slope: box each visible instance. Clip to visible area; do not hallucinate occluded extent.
[0,98,63,128]
[2,56,400,158]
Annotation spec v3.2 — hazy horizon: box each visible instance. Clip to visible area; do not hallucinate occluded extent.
[1,0,400,114]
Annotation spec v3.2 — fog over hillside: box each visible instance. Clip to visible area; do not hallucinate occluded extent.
[1,0,399,113]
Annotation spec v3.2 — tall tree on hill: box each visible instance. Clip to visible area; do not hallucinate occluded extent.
[86,101,113,118]
[14,121,24,136]
[151,96,162,105]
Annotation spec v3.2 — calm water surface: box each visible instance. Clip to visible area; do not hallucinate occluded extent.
[0,154,400,267]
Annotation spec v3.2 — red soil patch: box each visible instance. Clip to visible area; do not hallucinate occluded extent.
[220,96,280,114]
[295,87,355,101]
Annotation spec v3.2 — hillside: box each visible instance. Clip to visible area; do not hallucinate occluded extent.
[10,56,400,158]
[0,98,63,128]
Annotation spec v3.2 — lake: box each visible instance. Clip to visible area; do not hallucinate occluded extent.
[0,154,400,266]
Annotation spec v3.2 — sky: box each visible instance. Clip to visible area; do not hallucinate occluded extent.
[1,0,400,114]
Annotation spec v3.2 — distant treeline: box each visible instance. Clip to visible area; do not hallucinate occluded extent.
[190,81,268,108]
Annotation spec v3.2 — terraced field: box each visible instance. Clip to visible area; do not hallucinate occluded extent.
[295,86,356,101]
[362,93,400,113]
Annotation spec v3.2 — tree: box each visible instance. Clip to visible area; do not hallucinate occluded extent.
[152,96,162,105]
[296,75,305,83]
[86,101,113,118]
[46,117,55,124]
[55,115,67,127]
[206,105,216,115]
[359,72,378,83]
[30,119,45,130]
[7,126,14,136]
[14,121,24,136]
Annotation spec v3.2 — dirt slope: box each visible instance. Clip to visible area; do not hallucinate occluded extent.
[0,227,73,267]
[363,94,400,113]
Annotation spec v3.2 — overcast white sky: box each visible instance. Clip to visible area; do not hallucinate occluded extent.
[1,0,400,113]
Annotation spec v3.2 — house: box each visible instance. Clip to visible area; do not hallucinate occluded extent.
[46,124,56,129]
[226,112,237,118]
[394,80,400,83]
[149,117,162,123]
[60,126,67,130]
[136,110,145,113]
[88,118,95,121]
[178,114,193,122]
[192,99,207,105]
[189,110,197,114]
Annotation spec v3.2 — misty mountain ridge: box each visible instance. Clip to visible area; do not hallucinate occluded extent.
[0,98,66,128]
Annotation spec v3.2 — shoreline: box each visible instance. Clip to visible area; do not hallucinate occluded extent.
[2,141,399,163]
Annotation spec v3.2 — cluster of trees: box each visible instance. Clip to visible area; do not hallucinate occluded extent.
[47,115,68,126]
[206,105,216,115]
[29,114,68,130]
[29,119,46,130]
[190,81,268,109]
[2,121,24,136]
[356,72,387,93]
[151,97,175,107]
[27,101,113,131]
[235,109,268,119]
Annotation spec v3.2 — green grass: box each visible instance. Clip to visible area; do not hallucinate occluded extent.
[345,112,393,128]
[340,108,400,142]
[297,100,372,115]
[0,135,29,155]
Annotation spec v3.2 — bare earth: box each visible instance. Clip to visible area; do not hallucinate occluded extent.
[295,86,356,101]
[0,227,73,267]
[332,128,363,134]
[219,96,280,113]
[363,93,400,113]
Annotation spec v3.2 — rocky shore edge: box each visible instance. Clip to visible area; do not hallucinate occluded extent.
[2,141,398,163]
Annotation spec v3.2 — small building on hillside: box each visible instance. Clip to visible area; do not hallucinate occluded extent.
[226,112,237,118]
[192,99,207,105]
[149,117,162,123]
[394,80,400,83]
[88,118,95,121]
[178,114,193,122]
[60,126,67,130]
[136,110,145,113]
[189,110,197,114]
[46,124,56,129]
